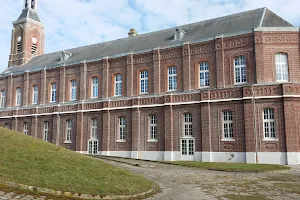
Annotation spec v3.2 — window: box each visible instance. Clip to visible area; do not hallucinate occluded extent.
[91,119,97,139]
[16,88,21,106]
[140,70,149,94]
[234,56,246,84]
[43,121,49,142]
[0,90,6,108]
[70,80,76,101]
[199,62,209,88]
[183,113,193,137]
[263,109,276,139]
[115,74,122,96]
[32,85,38,104]
[31,37,37,55]
[118,117,126,141]
[88,139,98,155]
[223,111,233,139]
[149,115,157,140]
[91,77,99,98]
[50,83,57,103]
[4,123,9,129]
[23,122,28,135]
[65,120,72,143]
[275,53,288,82]
[168,66,177,91]
[17,36,22,54]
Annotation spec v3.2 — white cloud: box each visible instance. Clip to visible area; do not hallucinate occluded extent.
[0,0,299,72]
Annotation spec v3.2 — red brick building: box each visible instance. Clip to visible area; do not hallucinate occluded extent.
[1,1,299,165]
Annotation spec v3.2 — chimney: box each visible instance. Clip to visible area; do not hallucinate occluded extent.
[128,28,138,37]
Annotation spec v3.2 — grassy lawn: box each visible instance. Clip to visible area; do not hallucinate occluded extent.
[170,161,290,172]
[0,127,157,197]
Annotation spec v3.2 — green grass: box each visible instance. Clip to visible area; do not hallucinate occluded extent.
[0,127,157,196]
[170,161,290,172]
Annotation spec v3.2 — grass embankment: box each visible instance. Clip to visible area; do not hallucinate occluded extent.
[170,161,290,172]
[0,127,156,197]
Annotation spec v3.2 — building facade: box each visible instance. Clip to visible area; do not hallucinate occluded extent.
[1,1,300,165]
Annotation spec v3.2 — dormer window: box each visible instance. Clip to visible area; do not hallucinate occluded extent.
[174,27,186,40]
[17,36,22,54]
[61,51,72,62]
[31,37,37,55]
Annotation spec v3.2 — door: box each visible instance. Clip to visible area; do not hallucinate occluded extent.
[181,139,195,161]
[88,139,98,155]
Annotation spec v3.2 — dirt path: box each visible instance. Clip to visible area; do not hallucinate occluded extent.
[99,158,300,200]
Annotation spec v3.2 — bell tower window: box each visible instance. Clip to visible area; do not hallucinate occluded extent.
[24,0,29,9]
[31,37,37,55]
[31,0,36,9]
[17,36,22,54]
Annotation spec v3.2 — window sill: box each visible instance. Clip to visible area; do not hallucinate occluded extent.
[262,138,278,142]
[221,138,235,142]
[64,141,72,144]
[234,82,247,85]
[116,140,126,143]
[147,139,158,142]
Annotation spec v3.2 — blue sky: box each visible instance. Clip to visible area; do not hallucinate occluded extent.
[0,0,299,72]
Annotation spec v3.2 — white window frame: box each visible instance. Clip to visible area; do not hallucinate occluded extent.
[234,56,247,84]
[70,80,77,101]
[88,139,98,155]
[33,85,38,105]
[168,66,177,91]
[115,74,122,96]
[65,120,72,143]
[118,117,126,142]
[91,77,99,98]
[0,90,6,108]
[23,122,28,135]
[91,119,97,139]
[50,83,57,103]
[16,88,21,106]
[43,121,49,142]
[183,113,193,137]
[222,111,234,140]
[199,62,209,88]
[275,53,289,82]
[140,70,149,94]
[263,108,277,140]
[148,115,157,141]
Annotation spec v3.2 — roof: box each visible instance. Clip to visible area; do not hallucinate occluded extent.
[3,7,294,75]
[16,8,41,23]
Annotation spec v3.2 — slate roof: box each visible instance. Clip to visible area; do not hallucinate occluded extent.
[3,7,294,75]
[16,8,41,23]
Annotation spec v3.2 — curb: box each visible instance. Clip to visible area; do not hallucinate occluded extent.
[0,180,157,200]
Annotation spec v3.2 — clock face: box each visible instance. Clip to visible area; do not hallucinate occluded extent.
[17,36,22,42]
[32,37,37,44]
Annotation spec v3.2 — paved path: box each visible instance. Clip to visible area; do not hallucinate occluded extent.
[0,191,46,200]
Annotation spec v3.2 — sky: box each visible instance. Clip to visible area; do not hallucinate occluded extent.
[0,0,299,72]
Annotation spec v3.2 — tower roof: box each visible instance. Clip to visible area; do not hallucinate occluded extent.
[16,8,41,23]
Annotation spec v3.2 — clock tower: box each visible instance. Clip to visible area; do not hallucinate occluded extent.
[8,0,45,67]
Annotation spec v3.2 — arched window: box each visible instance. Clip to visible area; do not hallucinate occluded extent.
[149,115,157,140]
[17,36,22,54]
[23,122,29,135]
[183,113,193,137]
[32,85,38,104]
[115,74,122,96]
[140,70,149,94]
[275,53,288,81]
[263,108,276,139]
[50,83,57,103]
[118,117,126,141]
[0,90,6,108]
[199,62,209,88]
[43,121,49,142]
[222,111,233,139]
[234,56,246,84]
[88,118,98,155]
[16,88,21,106]
[31,37,37,55]
[91,77,99,98]
[91,119,97,139]
[65,120,72,143]
[168,66,177,91]
[70,80,77,101]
